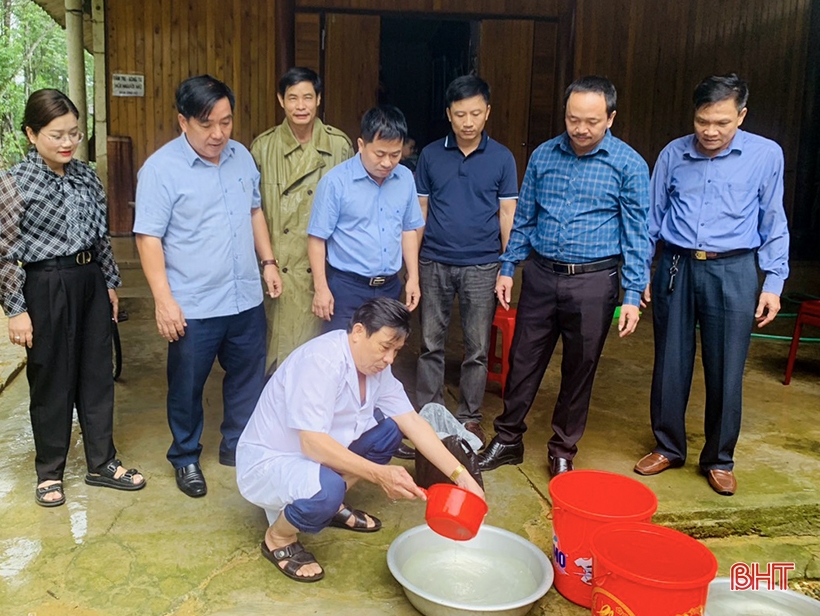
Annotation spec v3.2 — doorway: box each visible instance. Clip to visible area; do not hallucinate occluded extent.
[378,18,473,150]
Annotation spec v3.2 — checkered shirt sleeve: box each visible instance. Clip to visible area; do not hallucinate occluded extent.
[0,150,121,316]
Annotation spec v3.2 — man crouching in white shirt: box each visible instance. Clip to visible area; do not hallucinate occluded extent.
[236,296,484,582]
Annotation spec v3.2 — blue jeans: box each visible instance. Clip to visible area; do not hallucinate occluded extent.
[166,303,266,468]
[416,259,499,423]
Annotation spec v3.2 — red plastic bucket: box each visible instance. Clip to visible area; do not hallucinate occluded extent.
[423,484,488,541]
[590,522,718,616]
[548,470,658,607]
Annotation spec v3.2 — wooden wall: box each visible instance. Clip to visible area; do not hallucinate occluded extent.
[107,0,279,172]
[574,0,812,219]
[295,0,569,18]
[106,0,814,224]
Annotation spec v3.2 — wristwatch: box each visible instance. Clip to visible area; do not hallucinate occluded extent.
[260,258,279,268]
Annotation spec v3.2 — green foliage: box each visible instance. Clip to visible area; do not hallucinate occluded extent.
[0,0,90,168]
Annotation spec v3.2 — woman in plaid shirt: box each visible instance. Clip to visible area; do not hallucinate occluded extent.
[0,89,145,507]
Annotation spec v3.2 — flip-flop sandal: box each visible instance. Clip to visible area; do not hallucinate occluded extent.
[35,483,65,508]
[329,504,382,533]
[261,541,324,583]
[85,458,146,491]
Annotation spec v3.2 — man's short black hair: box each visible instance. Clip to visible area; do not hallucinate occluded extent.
[347,297,411,339]
[360,105,407,144]
[278,67,322,98]
[445,75,490,107]
[564,75,617,116]
[176,75,235,122]
[693,73,749,112]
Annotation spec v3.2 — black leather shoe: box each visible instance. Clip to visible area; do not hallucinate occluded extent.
[478,436,524,471]
[393,443,416,460]
[549,456,573,477]
[175,462,207,498]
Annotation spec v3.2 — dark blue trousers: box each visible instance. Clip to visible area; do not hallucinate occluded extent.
[283,414,403,533]
[323,267,402,332]
[650,249,757,471]
[166,303,266,468]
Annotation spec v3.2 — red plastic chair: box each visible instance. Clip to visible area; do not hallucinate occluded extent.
[784,300,820,385]
[487,307,517,396]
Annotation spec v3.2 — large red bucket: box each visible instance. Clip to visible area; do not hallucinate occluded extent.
[548,470,658,607]
[590,522,718,616]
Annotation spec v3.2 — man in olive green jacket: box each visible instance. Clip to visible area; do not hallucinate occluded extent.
[251,67,353,372]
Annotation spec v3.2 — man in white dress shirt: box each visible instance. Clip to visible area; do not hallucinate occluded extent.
[236,297,484,582]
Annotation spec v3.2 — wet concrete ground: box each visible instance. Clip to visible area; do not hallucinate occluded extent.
[0,242,818,614]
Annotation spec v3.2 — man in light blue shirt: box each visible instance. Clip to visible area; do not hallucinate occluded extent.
[307,106,424,332]
[634,74,790,496]
[134,75,282,498]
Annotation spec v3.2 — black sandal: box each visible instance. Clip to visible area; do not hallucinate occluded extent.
[35,482,65,507]
[261,541,324,582]
[329,504,382,533]
[85,458,146,491]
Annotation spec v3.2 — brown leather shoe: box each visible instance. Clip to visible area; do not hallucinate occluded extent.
[705,469,736,496]
[463,421,486,447]
[633,452,682,476]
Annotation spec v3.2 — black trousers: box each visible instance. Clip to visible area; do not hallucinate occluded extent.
[493,257,619,459]
[649,248,757,471]
[23,262,116,482]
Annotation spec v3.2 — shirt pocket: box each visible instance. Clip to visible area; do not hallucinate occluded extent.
[537,168,570,204]
[714,180,758,219]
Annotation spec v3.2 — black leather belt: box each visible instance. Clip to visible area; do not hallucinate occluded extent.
[328,264,397,287]
[666,245,752,261]
[532,252,620,275]
[25,249,95,271]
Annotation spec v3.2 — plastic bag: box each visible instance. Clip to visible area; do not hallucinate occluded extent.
[415,403,484,490]
[418,403,483,453]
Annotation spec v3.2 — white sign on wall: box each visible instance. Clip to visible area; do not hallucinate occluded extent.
[112,73,145,97]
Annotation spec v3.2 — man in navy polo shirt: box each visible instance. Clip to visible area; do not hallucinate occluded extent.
[415,75,518,446]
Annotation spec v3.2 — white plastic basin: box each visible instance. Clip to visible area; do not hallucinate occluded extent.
[387,524,553,616]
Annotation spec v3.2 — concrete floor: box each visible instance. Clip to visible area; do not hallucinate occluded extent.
[0,240,819,615]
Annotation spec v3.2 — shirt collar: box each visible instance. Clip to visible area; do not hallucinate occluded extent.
[23,147,87,181]
[179,134,236,167]
[279,117,334,156]
[443,131,490,152]
[341,330,363,395]
[557,129,613,157]
[683,129,745,160]
[351,152,398,183]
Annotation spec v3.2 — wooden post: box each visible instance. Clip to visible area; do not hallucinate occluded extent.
[275,0,295,124]
[92,0,107,189]
[65,0,88,162]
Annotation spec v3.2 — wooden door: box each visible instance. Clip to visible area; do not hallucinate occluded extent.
[323,13,381,145]
[479,20,534,184]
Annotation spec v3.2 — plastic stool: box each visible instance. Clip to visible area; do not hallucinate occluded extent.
[487,307,517,396]
[784,300,820,384]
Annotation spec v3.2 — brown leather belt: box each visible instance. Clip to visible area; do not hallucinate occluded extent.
[667,245,752,261]
[532,252,620,275]
[24,249,95,271]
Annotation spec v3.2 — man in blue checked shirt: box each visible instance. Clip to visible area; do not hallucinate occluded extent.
[634,74,789,496]
[479,76,650,477]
